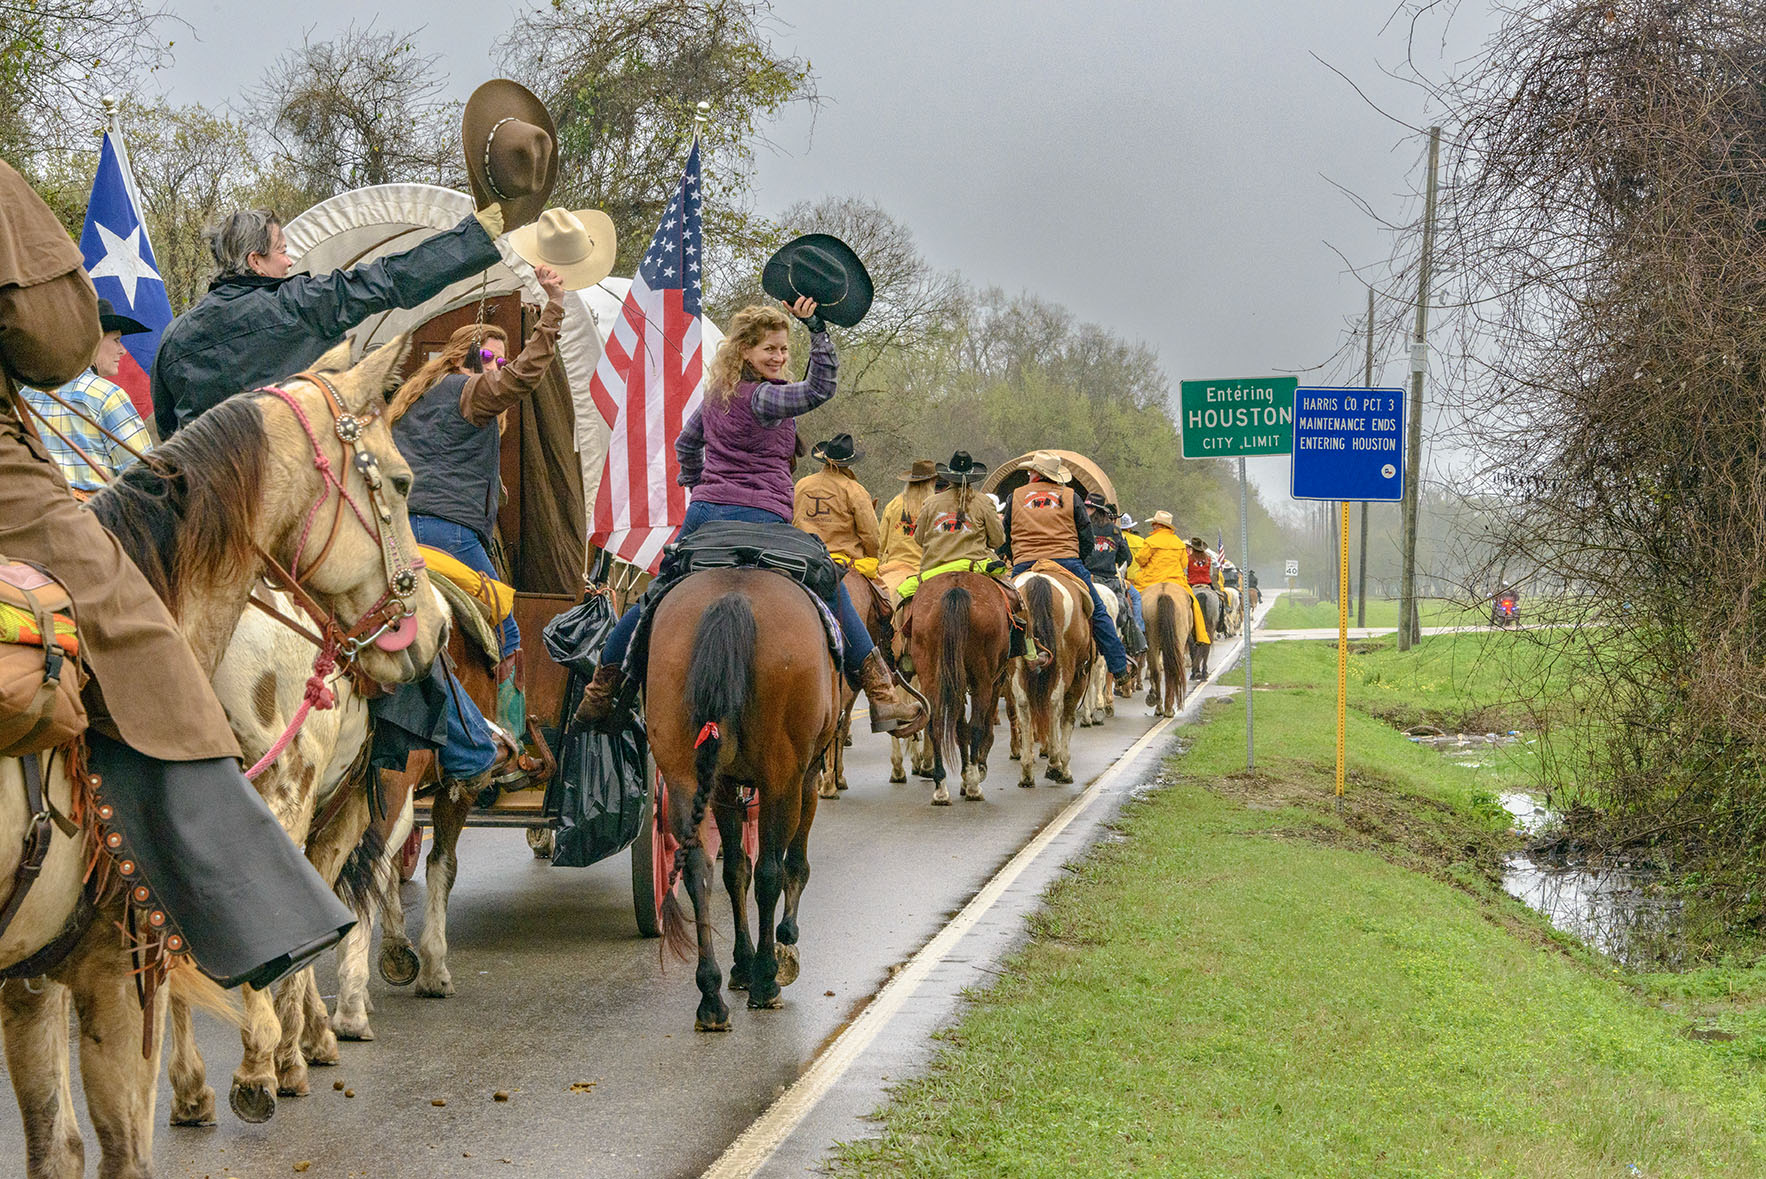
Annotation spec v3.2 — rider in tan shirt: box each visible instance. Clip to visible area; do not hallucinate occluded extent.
[792,432,879,564]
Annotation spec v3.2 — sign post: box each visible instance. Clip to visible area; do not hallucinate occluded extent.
[1180,377,1297,771]
[1289,386,1406,805]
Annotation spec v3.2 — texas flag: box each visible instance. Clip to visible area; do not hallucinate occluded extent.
[79,128,171,422]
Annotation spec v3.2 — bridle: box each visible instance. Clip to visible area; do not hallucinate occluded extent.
[242,373,425,780]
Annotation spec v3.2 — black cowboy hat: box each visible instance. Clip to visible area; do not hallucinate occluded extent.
[96,297,148,336]
[1084,490,1115,513]
[936,450,988,484]
[814,433,863,464]
[762,233,874,327]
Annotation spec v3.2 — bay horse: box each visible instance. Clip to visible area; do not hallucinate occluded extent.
[1141,582,1195,717]
[648,568,838,1030]
[899,571,1013,804]
[821,564,892,798]
[1007,567,1093,787]
[0,339,444,1176]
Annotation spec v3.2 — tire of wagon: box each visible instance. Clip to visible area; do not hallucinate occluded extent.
[630,764,661,938]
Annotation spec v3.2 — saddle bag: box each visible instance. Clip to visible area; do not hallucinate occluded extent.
[0,558,87,757]
[658,521,839,605]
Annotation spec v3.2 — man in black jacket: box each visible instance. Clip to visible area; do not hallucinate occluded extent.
[1083,492,1144,659]
[152,206,505,437]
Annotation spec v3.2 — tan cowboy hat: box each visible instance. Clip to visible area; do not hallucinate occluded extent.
[1150,510,1175,529]
[509,208,617,291]
[899,459,937,483]
[1026,450,1071,483]
[462,79,558,232]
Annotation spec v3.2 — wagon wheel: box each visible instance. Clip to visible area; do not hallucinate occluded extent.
[630,763,661,938]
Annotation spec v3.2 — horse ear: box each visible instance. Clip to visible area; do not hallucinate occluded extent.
[310,339,354,375]
[343,334,415,414]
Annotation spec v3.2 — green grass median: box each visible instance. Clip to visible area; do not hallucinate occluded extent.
[832,635,1766,1178]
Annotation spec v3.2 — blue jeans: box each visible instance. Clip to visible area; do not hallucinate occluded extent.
[440,670,499,778]
[411,515,519,660]
[1125,583,1144,629]
[600,500,874,677]
[1012,558,1131,677]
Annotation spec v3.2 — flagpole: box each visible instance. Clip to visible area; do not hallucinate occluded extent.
[102,94,120,133]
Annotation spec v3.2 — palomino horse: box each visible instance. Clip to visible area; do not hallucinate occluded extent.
[1008,567,1094,787]
[821,565,892,798]
[1079,582,1122,727]
[898,572,1014,804]
[648,568,838,1029]
[1140,582,1195,717]
[0,340,443,1176]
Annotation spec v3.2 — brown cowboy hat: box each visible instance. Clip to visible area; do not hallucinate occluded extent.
[899,459,937,482]
[462,79,558,232]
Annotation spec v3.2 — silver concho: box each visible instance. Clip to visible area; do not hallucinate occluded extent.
[334,414,363,444]
[353,450,383,489]
[393,569,418,598]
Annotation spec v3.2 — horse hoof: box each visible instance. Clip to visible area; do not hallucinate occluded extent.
[171,1086,217,1127]
[776,944,800,987]
[228,1081,276,1124]
[331,1013,374,1042]
[415,974,454,998]
[728,976,748,992]
[695,1017,733,1032]
[843,734,852,747]
[818,782,838,799]
[931,785,951,806]
[1046,768,1073,785]
[1018,777,1035,789]
[276,1069,309,1098]
[836,779,848,791]
[304,1029,342,1065]
[378,944,420,987]
[962,787,984,802]
[747,991,784,1010]
[889,771,906,783]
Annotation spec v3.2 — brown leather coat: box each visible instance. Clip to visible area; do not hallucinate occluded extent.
[0,160,239,761]
[792,464,879,562]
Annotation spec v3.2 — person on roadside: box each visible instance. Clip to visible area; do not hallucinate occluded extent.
[0,157,352,990]
[577,298,927,736]
[1001,451,1131,682]
[19,297,151,492]
[876,458,937,595]
[388,264,569,738]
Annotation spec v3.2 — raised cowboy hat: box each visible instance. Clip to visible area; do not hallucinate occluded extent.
[814,433,864,464]
[462,79,558,232]
[1026,450,1072,484]
[936,450,988,484]
[1149,510,1175,529]
[95,297,148,336]
[899,458,937,482]
[508,208,617,290]
[762,233,874,327]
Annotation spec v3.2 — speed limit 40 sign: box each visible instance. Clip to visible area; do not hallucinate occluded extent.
[1284,559,1299,578]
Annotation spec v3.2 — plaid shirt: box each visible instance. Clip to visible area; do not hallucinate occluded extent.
[20,371,150,492]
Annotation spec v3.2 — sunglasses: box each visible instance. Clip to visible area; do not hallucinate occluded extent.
[478,347,507,369]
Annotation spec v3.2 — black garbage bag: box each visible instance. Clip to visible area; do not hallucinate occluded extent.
[548,710,648,868]
[541,592,616,677]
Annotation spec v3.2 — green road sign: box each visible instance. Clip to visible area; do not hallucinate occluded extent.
[1179,376,1297,458]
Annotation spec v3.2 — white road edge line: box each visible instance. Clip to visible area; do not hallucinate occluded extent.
[702,595,1275,1179]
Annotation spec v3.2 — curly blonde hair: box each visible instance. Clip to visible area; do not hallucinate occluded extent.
[705,304,793,407]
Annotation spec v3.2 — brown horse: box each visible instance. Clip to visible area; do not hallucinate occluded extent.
[822,565,893,798]
[899,572,1014,805]
[1008,567,1094,786]
[1140,582,1195,717]
[647,569,838,1030]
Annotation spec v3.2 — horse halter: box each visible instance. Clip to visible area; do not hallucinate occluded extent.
[252,373,423,665]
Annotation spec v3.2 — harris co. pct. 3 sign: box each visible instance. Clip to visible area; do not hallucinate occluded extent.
[1178,376,1297,459]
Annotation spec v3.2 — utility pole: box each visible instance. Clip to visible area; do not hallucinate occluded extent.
[1398,126,1440,652]
[1358,285,1373,628]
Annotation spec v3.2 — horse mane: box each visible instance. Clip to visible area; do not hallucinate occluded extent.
[88,395,267,617]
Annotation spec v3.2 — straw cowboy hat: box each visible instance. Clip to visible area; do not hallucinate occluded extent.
[936,450,988,485]
[762,233,874,327]
[1026,451,1071,483]
[1149,510,1175,530]
[508,208,617,290]
[462,79,558,232]
[898,459,937,483]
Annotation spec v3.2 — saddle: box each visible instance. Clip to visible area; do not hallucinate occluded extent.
[1027,559,1092,609]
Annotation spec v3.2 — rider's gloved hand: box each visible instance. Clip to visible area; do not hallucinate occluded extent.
[787,294,825,334]
[473,203,505,240]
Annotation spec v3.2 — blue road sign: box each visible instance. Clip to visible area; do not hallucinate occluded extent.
[1290,386,1406,502]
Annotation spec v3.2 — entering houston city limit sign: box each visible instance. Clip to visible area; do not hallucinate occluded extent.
[1179,377,1298,458]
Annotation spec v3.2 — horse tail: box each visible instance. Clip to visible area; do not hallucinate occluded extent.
[660,592,756,961]
[333,821,390,917]
[1025,576,1058,740]
[934,585,971,767]
[1154,592,1182,708]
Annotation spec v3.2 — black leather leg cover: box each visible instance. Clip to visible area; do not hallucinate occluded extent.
[86,734,355,990]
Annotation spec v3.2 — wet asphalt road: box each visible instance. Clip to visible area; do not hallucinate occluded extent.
[3,697,1177,1179]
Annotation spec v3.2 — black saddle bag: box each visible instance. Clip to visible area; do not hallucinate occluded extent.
[657,521,839,606]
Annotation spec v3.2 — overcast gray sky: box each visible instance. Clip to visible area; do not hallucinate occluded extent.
[153,0,1495,508]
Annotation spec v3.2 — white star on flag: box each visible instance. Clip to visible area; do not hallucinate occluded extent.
[86,222,162,306]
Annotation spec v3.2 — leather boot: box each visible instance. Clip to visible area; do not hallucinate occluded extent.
[999,579,1052,669]
[858,648,928,736]
[574,664,626,726]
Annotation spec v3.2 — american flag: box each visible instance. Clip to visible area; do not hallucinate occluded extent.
[81,125,172,423]
[1216,527,1226,562]
[588,141,705,573]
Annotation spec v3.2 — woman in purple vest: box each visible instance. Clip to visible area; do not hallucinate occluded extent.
[578,297,926,736]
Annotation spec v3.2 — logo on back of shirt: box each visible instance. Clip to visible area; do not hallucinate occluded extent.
[802,491,838,518]
[930,511,970,534]
[1094,538,1114,554]
[1024,490,1064,511]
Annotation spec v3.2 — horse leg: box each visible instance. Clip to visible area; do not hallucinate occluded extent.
[685,837,729,1031]
[714,799,755,993]
[819,704,846,799]
[66,929,165,1178]
[272,970,312,1097]
[889,733,907,783]
[164,990,215,1126]
[227,983,280,1123]
[298,967,340,1065]
[1,976,83,1178]
[746,817,788,1011]
[417,781,473,998]
[774,761,819,987]
[960,687,985,802]
[1011,669,1036,787]
[373,865,417,1005]
[929,695,951,805]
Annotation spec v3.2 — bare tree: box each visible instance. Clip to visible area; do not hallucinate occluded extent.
[250,22,458,212]
[0,0,175,157]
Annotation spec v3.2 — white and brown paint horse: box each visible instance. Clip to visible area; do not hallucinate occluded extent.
[0,339,443,1178]
[1007,565,1094,787]
[1078,581,1122,727]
